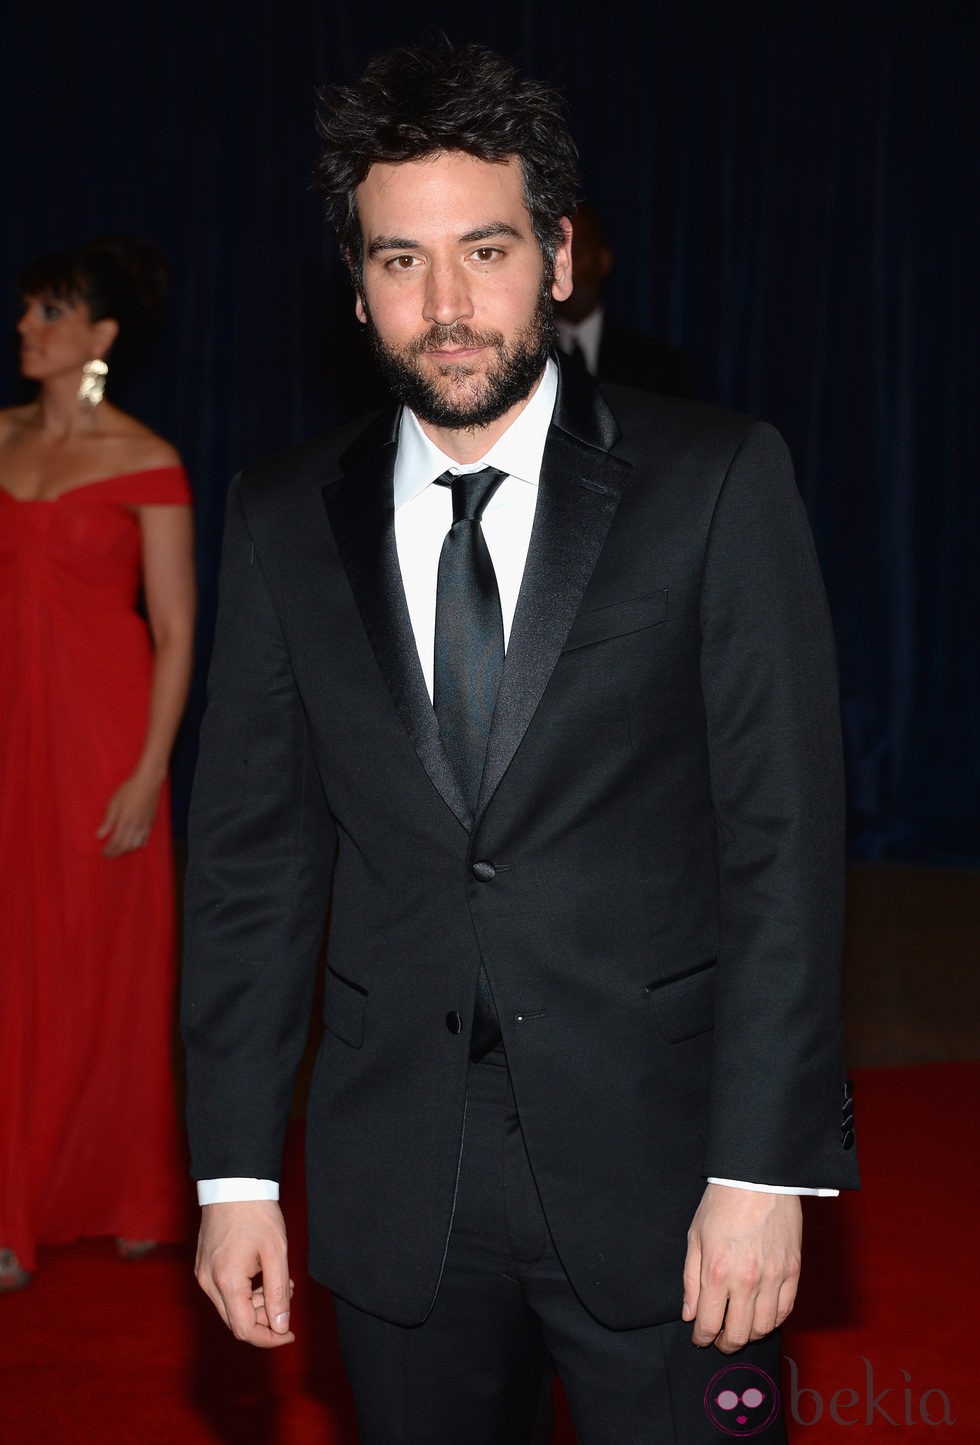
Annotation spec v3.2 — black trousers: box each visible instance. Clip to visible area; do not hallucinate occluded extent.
[332,1051,787,1445]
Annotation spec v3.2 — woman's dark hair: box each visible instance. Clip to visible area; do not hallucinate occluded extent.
[18,236,167,369]
[314,42,580,289]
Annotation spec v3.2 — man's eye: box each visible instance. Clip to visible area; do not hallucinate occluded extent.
[473,248,500,262]
[42,304,62,320]
[386,255,418,271]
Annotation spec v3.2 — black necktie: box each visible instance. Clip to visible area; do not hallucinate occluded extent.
[433,467,507,809]
[433,466,506,1059]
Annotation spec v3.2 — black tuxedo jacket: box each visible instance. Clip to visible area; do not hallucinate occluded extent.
[182,357,858,1331]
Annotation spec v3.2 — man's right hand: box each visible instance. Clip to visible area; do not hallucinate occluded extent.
[195,1200,296,1348]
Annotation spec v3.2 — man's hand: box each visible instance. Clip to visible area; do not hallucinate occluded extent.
[195,1201,296,1348]
[682,1184,801,1353]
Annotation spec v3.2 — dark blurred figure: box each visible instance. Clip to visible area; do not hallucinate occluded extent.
[325,300,391,423]
[555,200,693,396]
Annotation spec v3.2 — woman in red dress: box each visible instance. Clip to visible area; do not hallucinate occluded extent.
[0,238,195,1289]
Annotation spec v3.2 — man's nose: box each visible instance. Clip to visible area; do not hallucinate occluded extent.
[422,262,474,327]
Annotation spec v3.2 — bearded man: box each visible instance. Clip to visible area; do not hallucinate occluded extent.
[182,41,857,1445]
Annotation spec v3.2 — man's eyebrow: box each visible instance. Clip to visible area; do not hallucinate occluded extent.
[367,235,419,258]
[367,223,524,259]
[458,223,523,244]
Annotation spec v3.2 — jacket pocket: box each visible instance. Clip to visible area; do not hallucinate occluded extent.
[324,967,367,1049]
[562,589,668,652]
[645,960,716,1043]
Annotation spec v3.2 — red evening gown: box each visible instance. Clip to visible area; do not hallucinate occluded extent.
[0,466,192,1271]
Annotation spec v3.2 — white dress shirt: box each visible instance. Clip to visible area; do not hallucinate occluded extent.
[197,358,834,1203]
[392,358,556,694]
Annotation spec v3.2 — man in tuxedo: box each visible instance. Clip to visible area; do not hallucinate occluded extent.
[555,201,693,397]
[182,41,857,1445]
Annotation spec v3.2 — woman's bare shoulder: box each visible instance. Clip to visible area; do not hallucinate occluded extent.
[102,406,183,470]
[0,403,39,443]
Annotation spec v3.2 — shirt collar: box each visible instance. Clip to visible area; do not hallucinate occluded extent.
[393,357,559,510]
[556,307,604,375]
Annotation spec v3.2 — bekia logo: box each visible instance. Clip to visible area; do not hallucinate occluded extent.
[784,1356,956,1427]
[703,1356,957,1431]
[704,1364,780,1436]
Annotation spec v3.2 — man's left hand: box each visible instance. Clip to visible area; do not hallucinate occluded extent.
[682,1184,802,1352]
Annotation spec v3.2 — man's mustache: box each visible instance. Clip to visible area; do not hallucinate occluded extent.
[408,324,504,355]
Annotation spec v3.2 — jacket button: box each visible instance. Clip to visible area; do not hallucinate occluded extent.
[446,1011,462,1034]
[472,860,496,882]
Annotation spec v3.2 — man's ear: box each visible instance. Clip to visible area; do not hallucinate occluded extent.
[344,247,368,325]
[551,217,574,303]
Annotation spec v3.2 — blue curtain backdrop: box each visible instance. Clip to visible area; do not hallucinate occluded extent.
[2,0,976,860]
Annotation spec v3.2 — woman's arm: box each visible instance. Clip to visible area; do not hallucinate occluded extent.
[97,502,196,857]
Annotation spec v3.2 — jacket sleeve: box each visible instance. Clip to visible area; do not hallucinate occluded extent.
[181,473,337,1182]
[698,421,858,1190]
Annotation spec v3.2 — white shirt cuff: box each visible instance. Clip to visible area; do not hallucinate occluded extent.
[708,1176,839,1197]
[196,1177,280,1205]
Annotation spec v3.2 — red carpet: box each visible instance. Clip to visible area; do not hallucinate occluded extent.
[780,1060,978,1440]
[3,1061,977,1442]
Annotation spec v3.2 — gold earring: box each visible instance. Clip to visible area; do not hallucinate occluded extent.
[78,359,108,408]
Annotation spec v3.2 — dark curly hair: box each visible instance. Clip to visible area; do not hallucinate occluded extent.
[313,42,580,290]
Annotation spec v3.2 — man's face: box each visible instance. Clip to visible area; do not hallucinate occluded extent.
[354,152,572,439]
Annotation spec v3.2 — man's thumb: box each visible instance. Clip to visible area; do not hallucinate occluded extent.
[264,1264,292,1333]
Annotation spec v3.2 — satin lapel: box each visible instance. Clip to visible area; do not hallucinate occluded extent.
[322,417,472,829]
[478,376,631,814]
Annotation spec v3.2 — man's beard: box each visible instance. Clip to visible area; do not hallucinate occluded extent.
[363,276,556,431]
